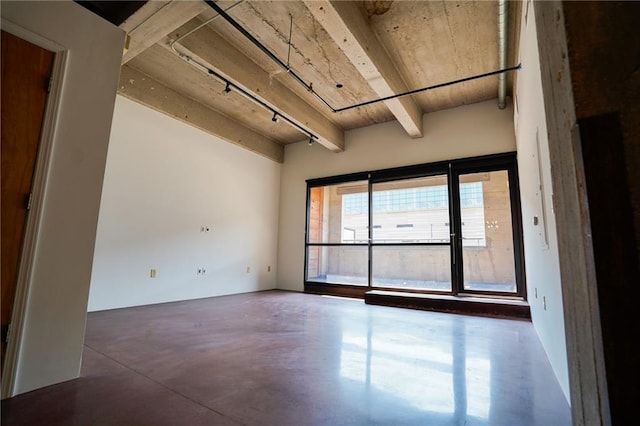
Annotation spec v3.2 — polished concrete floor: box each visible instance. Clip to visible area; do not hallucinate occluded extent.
[2,290,571,425]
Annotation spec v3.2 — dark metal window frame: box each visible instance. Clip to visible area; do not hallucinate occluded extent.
[304,152,526,299]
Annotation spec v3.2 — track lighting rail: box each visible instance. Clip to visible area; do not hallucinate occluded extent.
[170,1,318,143]
[204,0,335,112]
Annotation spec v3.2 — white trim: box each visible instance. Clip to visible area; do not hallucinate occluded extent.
[1,19,65,52]
[0,24,68,399]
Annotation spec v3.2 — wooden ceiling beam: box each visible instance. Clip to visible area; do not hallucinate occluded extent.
[118,65,284,163]
[162,25,345,152]
[304,0,424,138]
[121,0,208,64]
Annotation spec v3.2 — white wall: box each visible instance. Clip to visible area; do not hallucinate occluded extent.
[88,96,281,311]
[277,100,516,291]
[513,1,570,401]
[1,2,124,395]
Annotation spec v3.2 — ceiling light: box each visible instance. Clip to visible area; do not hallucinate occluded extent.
[308,137,314,146]
[272,112,278,122]
[224,82,231,94]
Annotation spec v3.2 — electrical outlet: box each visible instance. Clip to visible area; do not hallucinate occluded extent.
[150,269,157,278]
[267,265,271,272]
[202,268,206,276]
[246,266,250,273]
[543,296,547,311]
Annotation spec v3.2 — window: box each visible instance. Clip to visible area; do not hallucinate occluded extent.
[343,192,367,215]
[460,182,483,208]
[342,184,485,246]
[343,185,451,214]
[305,153,525,298]
[459,182,486,247]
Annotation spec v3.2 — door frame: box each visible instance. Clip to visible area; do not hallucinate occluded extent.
[0,19,67,399]
[450,154,527,298]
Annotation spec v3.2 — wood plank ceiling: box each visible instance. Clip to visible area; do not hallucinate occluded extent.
[80,0,521,163]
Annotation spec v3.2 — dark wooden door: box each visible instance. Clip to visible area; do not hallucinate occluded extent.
[1,31,54,375]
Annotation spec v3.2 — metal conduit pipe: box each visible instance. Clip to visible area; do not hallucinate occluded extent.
[498,0,508,109]
[335,64,521,113]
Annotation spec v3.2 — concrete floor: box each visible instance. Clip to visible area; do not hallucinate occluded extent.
[1,290,571,425]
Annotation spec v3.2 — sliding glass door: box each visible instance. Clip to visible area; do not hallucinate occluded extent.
[457,171,517,293]
[305,153,525,298]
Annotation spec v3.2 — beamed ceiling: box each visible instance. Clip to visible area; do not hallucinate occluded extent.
[78,0,521,163]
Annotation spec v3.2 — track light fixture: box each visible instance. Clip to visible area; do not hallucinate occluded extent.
[171,24,320,143]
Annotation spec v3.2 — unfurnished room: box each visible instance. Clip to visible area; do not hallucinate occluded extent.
[1,1,637,425]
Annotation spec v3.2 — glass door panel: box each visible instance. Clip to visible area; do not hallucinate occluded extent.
[306,245,369,285]
[371,175,451,291]
[459,171,516,293]
[372,246,451,291]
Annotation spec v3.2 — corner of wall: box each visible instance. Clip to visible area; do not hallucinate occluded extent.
[513,0,570,401]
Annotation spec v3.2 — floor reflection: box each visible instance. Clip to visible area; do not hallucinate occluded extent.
[339,313,493,423]
[2,292,571,426]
